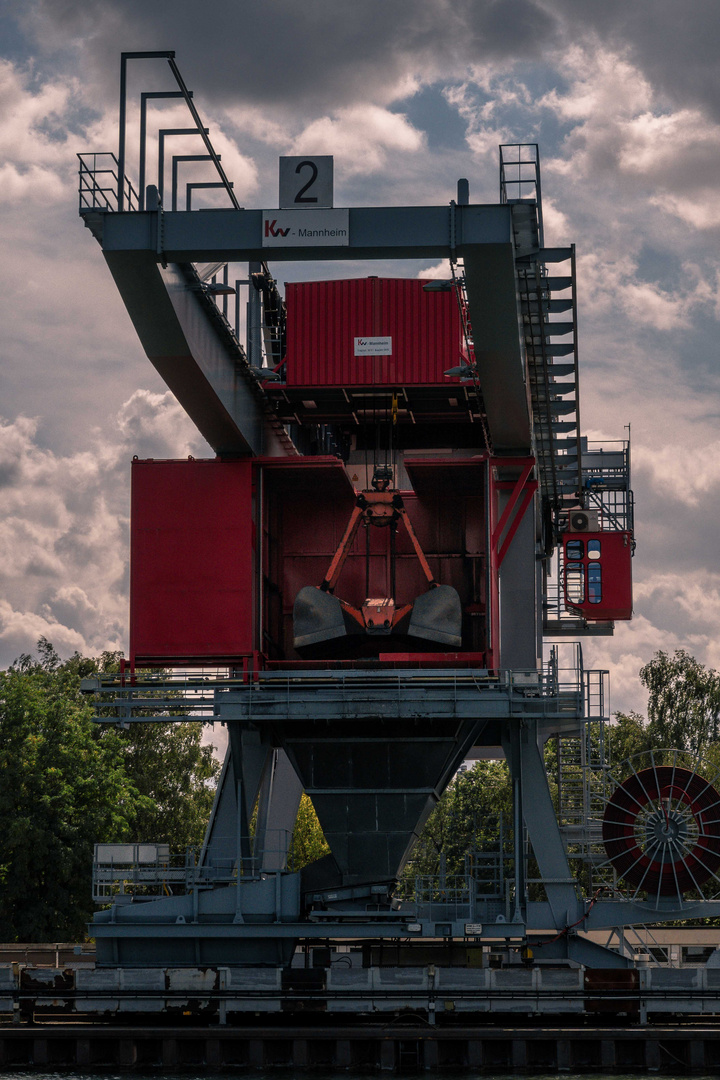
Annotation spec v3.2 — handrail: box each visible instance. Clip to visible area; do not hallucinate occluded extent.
[78,153,139,213]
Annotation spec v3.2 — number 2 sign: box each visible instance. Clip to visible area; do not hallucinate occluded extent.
[279,156,334,209]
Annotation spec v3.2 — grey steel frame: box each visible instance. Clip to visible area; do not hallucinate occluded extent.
[76,56,674,971]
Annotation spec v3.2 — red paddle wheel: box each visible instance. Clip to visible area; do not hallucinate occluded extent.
[602,761,720,904]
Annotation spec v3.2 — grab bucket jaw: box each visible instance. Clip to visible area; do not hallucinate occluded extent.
[408,584,462,647]
[293,587,349,650]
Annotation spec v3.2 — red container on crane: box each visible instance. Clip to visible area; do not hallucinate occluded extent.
[129,458,254,666]
[284,277,463,387]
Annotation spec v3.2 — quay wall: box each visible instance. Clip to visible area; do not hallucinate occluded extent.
[0,1023,718,1073]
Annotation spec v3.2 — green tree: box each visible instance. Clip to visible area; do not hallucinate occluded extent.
[641,649,720,757]
[402,760,512,883]
[121,723,220,848]
[605,710,650,764]
[0,642,145,941]
[400,651,720,906]
[90,649,222,847]
[0,639,221,942]
[290,794,330,870]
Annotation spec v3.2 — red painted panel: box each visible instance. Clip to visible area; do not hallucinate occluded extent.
[285,277,462,387]
[130,459,254,665]
[563,530,633,621]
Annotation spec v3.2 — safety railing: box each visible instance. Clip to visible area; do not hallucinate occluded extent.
[93,832,296,902]
[584,668,609,720]
[576,437,634,533]
[78,153,139,213]
[83,664,599,727]
[92,843,195,901]
[411,876,474,922]
[499,142,544,245]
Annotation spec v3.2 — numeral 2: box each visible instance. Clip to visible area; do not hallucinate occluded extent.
[295,160,319,203]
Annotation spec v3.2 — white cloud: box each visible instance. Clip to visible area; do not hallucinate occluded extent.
[539,45,720,241]
[290,106,425,175]
[0,392,208,669]
[540,45,654,124]
[632,441,720,509]
[442,82,516,159]
[0,599,89,663]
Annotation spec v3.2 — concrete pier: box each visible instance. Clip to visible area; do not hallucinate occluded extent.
[1,1023,719,1072]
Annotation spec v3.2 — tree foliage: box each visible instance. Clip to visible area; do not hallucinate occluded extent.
[5,639,720,941]
[402,760,512,884]
[641,649,720,758]
[0,642,143,941]
[290,794,330,870]
[0,639,220,942]
[121,723,220,848]
[605,709,651,764]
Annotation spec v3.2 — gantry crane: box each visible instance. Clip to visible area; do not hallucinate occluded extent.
[78,55,720,984]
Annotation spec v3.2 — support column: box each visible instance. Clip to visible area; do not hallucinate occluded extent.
[689,1039,705,1070]
[600,1040,615,1070]
[76,1039,91,1066]
[502,720,526,923]
[255,749,303,871]
[467,1040,483,1069]
[229,725,272,875]
[201,727,272,883]
[495,468,539,671]
[293,1039,308,1067]
[380,1040,395,1071]
[206,1039,222,1066]
[336,1040,352,1068]
[32,1040,48,1066]
[248,1040,264,1067]
[645,1040,661,1071]
[518,720,580,926]
[423,1040,438,1069]
[557,1039,571,1072]
[119,1039,137,1067]
[162,1039,178,1068]
[511,1038,527,1070]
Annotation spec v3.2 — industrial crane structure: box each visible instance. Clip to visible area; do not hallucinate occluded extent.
[75,54,720,992]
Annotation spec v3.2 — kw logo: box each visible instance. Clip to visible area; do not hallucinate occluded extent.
[265,219,291,238]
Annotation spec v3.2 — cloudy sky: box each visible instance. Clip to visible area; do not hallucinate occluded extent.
[1,0,719,717]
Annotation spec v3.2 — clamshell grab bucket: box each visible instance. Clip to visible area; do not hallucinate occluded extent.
[293,583,462,652]
[292,483,463,654]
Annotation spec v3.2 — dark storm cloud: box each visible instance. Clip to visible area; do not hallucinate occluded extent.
[10,0,720,122]
[540,0,720,120]
[8,0,561,111]
[633,489,720,577]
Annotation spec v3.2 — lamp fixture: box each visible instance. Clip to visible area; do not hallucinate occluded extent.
[250,366,282,382]
[444,363,475,378]
[422,280,454,293]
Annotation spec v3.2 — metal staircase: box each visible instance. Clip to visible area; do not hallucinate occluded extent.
[519,250,582,510]
[556,720,618,893]
[500,144,582,514]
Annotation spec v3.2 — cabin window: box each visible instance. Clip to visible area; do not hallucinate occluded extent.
[588,562,602,603]
[566,539,584,560]
[588,539,601,560]
[566,562,585,604]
